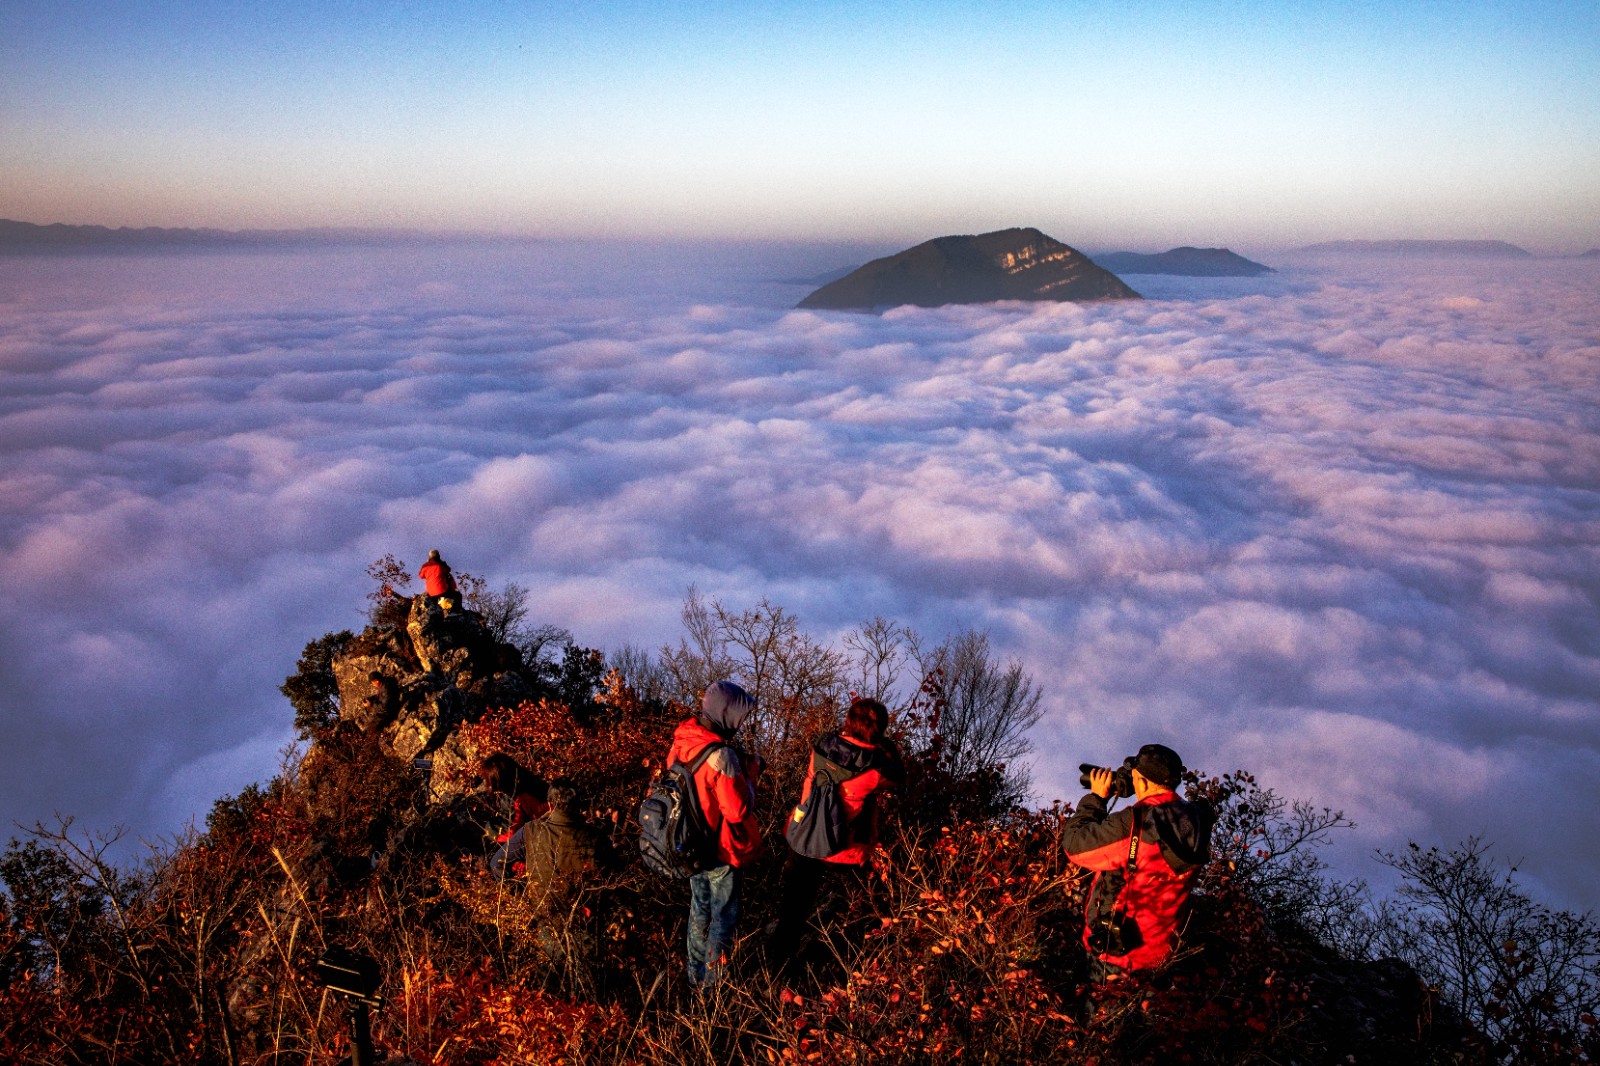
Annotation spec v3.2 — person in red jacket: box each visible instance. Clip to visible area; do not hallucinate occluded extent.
[666,679,764,988]
[417,549,457,605]
[479,752,550,856]
[767,697,903,974]
[1060,744,1213,981]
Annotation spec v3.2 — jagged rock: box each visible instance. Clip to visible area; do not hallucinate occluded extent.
[1291,954,1446,1057]
[328,594,538,800]
[798,227,1140,309]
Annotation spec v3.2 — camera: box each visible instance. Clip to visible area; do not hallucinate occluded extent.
[1086,905,1144,956]
[1078,756,1138,799]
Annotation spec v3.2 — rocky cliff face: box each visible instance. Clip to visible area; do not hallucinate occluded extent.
[328,595,538,795]
[798,227,1141,309]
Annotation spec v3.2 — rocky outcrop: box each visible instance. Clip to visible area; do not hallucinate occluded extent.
[1092,247,1274,277]
[329,595,537,794]
[798,227,1140,309]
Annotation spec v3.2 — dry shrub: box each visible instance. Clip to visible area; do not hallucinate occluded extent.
[372,956,628,1065]
[453,673,674,824]
[764,812,1084,1063]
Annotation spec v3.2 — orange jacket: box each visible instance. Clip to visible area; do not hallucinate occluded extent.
[667,718,763,868]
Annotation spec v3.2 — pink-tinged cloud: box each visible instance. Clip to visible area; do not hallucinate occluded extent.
[0,244,1596,908]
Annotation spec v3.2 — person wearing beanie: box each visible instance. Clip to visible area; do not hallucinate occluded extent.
[1060,743,1214,980]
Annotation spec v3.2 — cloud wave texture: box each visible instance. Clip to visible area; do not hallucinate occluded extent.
[1,244,1597,905]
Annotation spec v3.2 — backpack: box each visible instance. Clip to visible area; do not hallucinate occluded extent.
[638,743,727,879]
[784,757,862,860]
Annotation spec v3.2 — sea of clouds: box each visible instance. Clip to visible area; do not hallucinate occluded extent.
[1,241,1596,907]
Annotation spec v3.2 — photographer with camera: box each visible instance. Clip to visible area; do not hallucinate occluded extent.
[1060,744,1213,982]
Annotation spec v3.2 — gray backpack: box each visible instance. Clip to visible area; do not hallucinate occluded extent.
[638,743,726,878]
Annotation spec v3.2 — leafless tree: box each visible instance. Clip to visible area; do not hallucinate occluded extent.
[915,629,1044,805]
[1370,838,1600,1060]
[658,586,737,707]
[843,616,917,706]
[607,642,673,705]
[468,580,532,644]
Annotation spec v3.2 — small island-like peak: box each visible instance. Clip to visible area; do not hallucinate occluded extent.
[798,227,1140,310]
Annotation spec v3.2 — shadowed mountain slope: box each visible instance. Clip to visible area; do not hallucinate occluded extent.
[798,227,1140,309]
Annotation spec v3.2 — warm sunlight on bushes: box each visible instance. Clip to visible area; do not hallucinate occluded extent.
[2,579,1595,1064]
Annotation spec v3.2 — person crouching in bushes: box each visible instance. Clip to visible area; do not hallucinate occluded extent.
[767,697,904,975]
[1060,744,1214,982]
[489,783,618,990]
[668,680,765,989]
[480,752,549,871]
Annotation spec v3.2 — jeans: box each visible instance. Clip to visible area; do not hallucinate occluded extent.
[686,864,741,987]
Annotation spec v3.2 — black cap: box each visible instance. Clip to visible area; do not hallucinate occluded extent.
[1132,743,1184,788]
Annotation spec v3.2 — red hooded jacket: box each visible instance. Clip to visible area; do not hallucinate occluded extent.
[667,717,763,868]
[791,731,903,866]
[1060,790,1213,971]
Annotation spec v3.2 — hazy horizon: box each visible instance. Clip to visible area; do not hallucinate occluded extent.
[4,2,1598,250]
[2,218,1596,261]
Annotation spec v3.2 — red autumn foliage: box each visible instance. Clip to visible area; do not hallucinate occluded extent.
[3,590,1594,1065]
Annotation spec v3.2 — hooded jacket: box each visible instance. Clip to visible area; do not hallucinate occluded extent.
[1060,790,1214,971]
[665,681,763,868]
[793,731,904,865]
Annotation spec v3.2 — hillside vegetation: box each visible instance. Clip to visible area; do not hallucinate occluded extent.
[2,564,1596,1065]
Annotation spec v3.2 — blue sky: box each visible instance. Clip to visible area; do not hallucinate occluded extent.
[3,1,1599,249]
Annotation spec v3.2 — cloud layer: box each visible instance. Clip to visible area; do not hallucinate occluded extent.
[2,243,1597,906]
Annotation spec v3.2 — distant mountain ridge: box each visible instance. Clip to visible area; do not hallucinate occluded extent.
[0,218,528,252]
[1299,239,1533,258]
[798,227,1139,309]
[1092,246,1274,277]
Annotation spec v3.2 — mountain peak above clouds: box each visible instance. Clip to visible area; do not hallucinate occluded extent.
[1091,246,1274,277]
[798,227,1141,310]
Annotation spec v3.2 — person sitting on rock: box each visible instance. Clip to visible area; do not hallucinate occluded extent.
[417,549,457,606]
